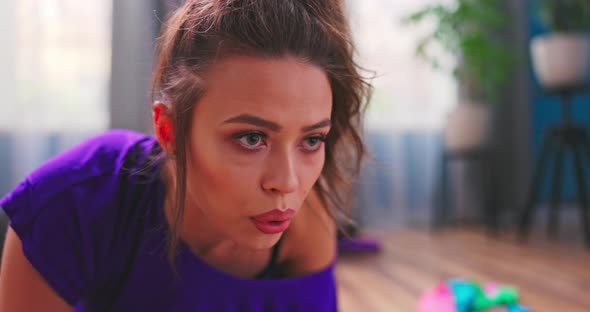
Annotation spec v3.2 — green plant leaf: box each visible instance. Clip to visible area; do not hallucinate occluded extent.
[401,0,517,107]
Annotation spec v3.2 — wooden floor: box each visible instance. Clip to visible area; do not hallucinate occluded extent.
[335,227,590,312]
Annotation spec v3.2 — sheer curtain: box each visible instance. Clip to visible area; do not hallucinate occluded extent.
[346,0,457,227]
[0,0,112,196]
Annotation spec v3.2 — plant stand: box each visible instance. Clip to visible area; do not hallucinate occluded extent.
[432,147,499,232]
[518,86,590,246]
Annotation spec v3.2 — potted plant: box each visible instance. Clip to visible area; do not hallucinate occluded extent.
[403,0,514,151]
[531,0,590,89]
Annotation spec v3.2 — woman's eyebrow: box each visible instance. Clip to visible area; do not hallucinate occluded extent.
[301,118,331,132]
[222,114,331,132]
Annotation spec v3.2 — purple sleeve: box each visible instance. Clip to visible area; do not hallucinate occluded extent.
[0,131,135,306]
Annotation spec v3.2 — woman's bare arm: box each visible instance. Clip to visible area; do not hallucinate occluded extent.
[0,227,72,312]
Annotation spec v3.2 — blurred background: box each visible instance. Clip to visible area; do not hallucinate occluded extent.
[1,0,589,311]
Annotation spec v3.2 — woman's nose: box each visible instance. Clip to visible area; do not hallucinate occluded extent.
[261,149,299,195]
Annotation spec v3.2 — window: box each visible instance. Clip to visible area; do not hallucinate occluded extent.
[1,0,112,132]
[347,0,457,131]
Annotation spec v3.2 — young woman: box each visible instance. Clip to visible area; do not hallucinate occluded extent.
[0,0,370,311]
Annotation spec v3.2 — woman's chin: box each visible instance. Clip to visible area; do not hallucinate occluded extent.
[241,232,282,251]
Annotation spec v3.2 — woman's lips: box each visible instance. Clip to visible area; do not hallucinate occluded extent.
[251,219,292,234]
[251,209,295,234]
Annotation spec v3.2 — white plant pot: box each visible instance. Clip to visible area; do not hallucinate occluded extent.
[531,33,590,89]
[443,104,490,151]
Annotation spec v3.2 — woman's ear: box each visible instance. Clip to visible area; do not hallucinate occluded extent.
[153,101,175,155]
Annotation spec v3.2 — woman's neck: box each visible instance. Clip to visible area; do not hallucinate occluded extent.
[161,161,271,277]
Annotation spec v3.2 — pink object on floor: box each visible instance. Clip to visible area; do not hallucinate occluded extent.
[484,282,500,296]
[417,283,456,312]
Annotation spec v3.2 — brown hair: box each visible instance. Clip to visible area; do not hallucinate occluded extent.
[151,0,371,266]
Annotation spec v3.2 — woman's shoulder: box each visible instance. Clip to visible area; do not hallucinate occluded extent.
[0,129,163,306]
[10,129,152,202]
[27,129,155,191]
[0,128,161,234]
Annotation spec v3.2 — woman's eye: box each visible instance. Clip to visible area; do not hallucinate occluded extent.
[237,133,266,149]
[302,135,325,151]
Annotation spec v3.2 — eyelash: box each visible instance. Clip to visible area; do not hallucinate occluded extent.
[234,131,327,153]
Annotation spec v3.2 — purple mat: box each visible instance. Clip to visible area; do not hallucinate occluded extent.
[338,237,381,253]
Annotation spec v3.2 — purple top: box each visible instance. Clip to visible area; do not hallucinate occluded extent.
[0,130,337,311]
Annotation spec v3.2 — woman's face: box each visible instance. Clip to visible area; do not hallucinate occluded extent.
[184,55,332,250]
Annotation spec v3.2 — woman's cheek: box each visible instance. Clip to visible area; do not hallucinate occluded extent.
[298,153,324,189]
